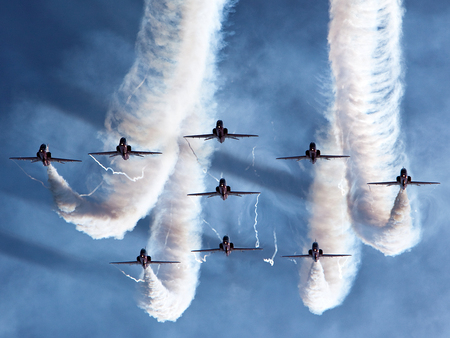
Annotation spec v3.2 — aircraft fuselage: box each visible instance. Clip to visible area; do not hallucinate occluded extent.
[397,168,411,190]
[37,144,52,166]
[305,142,320,164]
[310,242,323,262]
[216,178,230,200]
[212,120,228,143]
[219,236,233,256]
[117,137,132,160]
[138,248,150,269]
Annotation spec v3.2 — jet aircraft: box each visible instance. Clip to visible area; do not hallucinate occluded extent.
[367,168,440,190]
[282,241,351,262]
[276,142,349,164]
[191,236,262,257]
[183,120,258,143]
[89,137,162,160]
[9,144,82,166]
[109,249,179,269]
[187,178,260,200]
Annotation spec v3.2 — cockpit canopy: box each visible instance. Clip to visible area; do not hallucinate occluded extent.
[120,137,127,145]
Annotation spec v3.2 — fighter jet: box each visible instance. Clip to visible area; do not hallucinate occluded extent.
[109,249,180,269]
[187,178,260,200]
[191,236,263,257]
[183,120,258,143]
[367,168,440,190]
[282,242,351,262]
[276,142,349,164]
[89,137,162,160]
[9,144,82,166]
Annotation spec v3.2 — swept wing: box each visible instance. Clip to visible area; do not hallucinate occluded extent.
[276,155,307,161]
[228,191,260,197]
[367,181,399,186]
[409,181,440,186]
[184,134,216,140]
[282,254,310,258]
[191,248,222,253]
[129,150,162,157]
[187,192,220,198]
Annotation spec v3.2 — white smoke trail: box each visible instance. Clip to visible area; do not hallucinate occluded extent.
[298,0,414,315]
[138,130,212,321]
[11,160,49,190]
[263,229,278,266]
[299,139,360,315]
[329,0,417,255]
[135,0,229,322]
[88,155,147,182]
[48,0,227,240]
[202,219,222,240]
[253,194,260,247]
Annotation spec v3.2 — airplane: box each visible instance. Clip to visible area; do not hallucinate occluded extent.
[187,178,260,200]
[109,249,180,269]
[88,137,162,160]
[183,120,258,143]
[367,168,440,190]
[282,241,351,262]
[9,144,82,166]
[276,142,349,164]
[191,236,263,257]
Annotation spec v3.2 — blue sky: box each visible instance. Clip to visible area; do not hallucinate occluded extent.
[1,0,450,336]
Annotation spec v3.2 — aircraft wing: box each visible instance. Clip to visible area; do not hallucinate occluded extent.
[409,181,440,186]
[321,254,351,258]
[184,134,216,140]
[232,247,263,252]
[276,156,308,161]
[187,192,220,198]
[48,157,82,164]
[367,181,399,186]
[9,156,40,162]
[109,261,140,265]
[129,150,162,157]
[89,151,120,157]
[319,155,350,160]
[191,248,222,253]
[148,260,180,264]
[226,133,258,139]
[281,254,310,258]
[228,191,260,197]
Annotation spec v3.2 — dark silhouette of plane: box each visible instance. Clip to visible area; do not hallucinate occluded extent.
[10,144,82,166]
[282,242,351,262]
[277,142,349,164]
[109,249,179,269]
[89,137,162,160]
[192,236,262,256]
[187,178,260,200]
[184,120,258,143]
[368,168,440,190]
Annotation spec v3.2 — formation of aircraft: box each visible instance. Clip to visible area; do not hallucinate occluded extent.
[109,249,180,269]
[276,142,349,164]
[187,178,260,200]
[282,242,351,262]
[89,137,162,160]
[191,236,262,256]
[367,168,440,190]
[9,144,82,166]
[184,120,258,143]
[10,132,439,277]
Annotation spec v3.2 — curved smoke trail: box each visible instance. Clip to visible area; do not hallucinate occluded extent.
[48,0,229,321]
[329,0,419,254]
[299,0,416,314]
[299,132,360,315]
[48,0,227,239]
